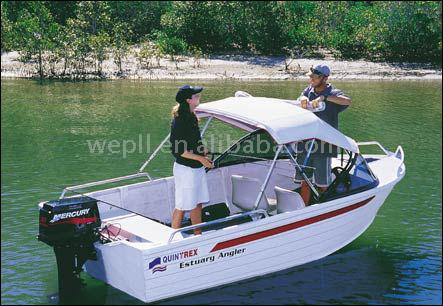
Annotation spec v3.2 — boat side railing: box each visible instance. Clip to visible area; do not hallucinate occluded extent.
[358,141,405,168]
[59,172,152,199]
[356,141,391,156]
[394,145,405,164]
[167,209,268,244]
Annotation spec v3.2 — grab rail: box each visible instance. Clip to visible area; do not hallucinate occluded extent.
[59,172,152,199]
[138,133,170,173]
[167,209,268,244]
[394,145,405,165]
[356,141,391,156]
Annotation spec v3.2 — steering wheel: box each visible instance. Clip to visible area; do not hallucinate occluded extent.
[331,166,351,189]
[331,166,345,177]
[318,166,350,202]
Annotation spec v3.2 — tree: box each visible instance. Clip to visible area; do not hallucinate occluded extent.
[108,1,170,43]
[89,32,110,75]
[155,31,188,69]
[3,0,442,80]
[372,1,442,63]
[74,1,111,36]
[65,1,112,76]
[64,17,91,75]
[112,22,131,75]
[137,41,163,69]
[189,46,203,68]
[1,2,13,52]
[52,25,73,76]
[45,1,79,25]
[13,2,59,79]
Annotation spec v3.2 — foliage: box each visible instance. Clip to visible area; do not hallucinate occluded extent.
[154,31,188,66]
[137,41,163,69]
[1,2,13,51]
[10,2,59,78]
[89,32,111,75]
[107,1,170,43]
[111,22,131,75]
[2,0,441,79]
[372,1,442,63]
[189,46,204,68]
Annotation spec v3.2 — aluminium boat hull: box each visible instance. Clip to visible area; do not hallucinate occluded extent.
[85,152,404,303]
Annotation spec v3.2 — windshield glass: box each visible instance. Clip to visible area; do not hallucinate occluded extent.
[322,153,379,201]
[214,130,288,168]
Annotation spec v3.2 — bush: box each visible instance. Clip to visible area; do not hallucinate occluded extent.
[372,2,442,64]
[112,22,131,75]
[89,32,110,75]
[154,31,188,66]
[3,0,441,78]
[137,41,163,69]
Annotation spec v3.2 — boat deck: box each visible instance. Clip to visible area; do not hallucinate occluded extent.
[101,214,180,244]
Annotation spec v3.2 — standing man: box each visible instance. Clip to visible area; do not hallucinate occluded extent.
[295,64,352,204]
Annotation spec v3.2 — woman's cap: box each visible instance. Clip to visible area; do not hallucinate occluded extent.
[176,85,204,103]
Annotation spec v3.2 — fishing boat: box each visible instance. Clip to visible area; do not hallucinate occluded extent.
[37,92,405,303]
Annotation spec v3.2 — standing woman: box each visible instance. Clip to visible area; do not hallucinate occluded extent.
[170,85,213,235]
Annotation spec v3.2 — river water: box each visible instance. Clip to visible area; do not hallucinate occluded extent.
[1,79,441,305]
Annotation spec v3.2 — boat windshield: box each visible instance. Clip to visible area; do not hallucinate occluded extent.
[213,129,289,168]
[320,153,379,202]
[210,128,378,204]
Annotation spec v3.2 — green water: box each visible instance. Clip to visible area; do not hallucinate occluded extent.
[1,79,441,305]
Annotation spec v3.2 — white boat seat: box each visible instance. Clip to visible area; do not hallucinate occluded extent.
[274,186,306,213]
[102,214,180,243]
[231,175,274,212]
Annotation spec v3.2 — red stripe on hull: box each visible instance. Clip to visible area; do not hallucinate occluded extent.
[210,196,375,252]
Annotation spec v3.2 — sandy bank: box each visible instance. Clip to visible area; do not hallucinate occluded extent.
[1,51,441,81]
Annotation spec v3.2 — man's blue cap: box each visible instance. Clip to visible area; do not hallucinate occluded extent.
[307,64,331,77]
[176,85,203,103]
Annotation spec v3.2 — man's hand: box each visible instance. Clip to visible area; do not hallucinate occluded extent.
[299,96,309,109]
[311,95,325,108]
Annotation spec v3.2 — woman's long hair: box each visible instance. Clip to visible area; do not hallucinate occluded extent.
[171,101,192,118]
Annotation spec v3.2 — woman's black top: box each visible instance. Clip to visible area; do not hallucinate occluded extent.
[170,113,205,168]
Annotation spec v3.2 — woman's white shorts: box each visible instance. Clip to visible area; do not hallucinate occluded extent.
[173,162,210,211]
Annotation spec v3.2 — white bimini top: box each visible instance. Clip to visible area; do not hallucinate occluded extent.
[195,96,359,153]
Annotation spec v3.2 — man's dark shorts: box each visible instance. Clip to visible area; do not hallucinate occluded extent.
[294,151,332,188]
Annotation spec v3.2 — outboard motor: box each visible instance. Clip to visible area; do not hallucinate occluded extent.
[37,196,101,300]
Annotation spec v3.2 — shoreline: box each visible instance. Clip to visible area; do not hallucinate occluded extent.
[1,51,441,81]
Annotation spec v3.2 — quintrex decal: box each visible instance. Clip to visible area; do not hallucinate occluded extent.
[149,248,246,273]
[163,249,198,263]
[180,248,246,269]
[152,266,167,274]
[149,248,199,273]
[149,257,161,269]
[149,257,166,274]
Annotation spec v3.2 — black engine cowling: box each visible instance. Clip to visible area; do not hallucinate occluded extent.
[37,196,102,301]
[38,196,101,245]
